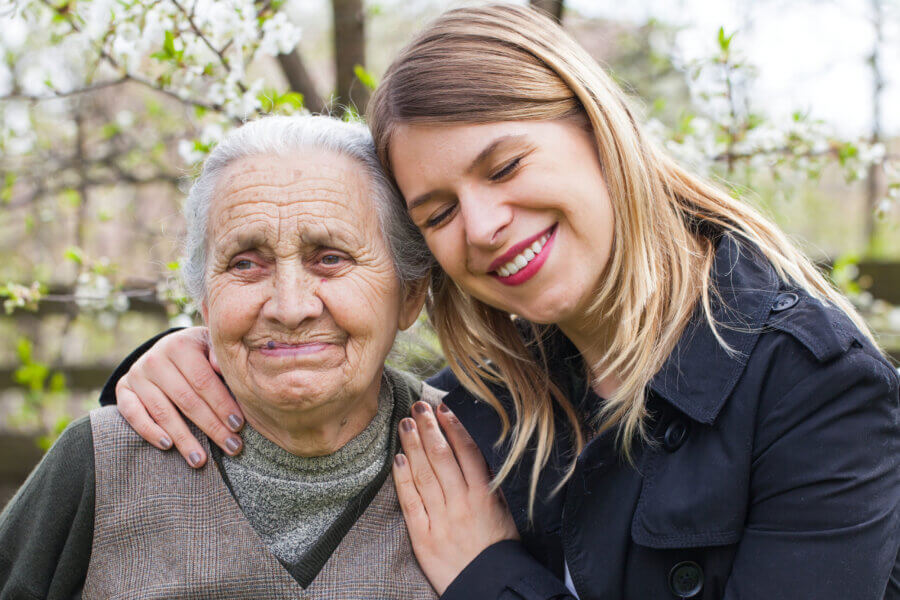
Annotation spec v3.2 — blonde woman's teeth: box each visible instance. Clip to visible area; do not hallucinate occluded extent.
[497,233,550,277]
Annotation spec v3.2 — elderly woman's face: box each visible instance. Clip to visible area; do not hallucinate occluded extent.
[201,152,419,417]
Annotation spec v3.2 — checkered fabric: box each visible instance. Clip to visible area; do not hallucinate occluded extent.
[83,401,439,599]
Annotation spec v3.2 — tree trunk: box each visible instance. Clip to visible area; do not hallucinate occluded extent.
[529,0,564,23]
[276,51,326,114]
[332,0,368,115]
[864,0,884,251]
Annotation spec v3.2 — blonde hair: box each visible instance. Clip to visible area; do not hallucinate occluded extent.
[368,3,876,516]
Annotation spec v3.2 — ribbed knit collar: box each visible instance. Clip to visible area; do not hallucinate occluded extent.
[229,374,394,480]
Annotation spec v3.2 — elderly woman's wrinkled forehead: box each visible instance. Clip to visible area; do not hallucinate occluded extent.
[208,152,381,254]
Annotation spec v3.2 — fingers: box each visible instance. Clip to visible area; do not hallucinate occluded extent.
[410,402,468,499]
[163,329,244,433]
[435,402,492,488]
[127,372,209,468]
[145,355,243,458]
[392,454,430,538]
[397,417,447,513]
[116,381,173,451]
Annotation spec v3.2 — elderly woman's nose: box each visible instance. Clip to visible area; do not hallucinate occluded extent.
[261,263,324,328]
[459,190,513,249]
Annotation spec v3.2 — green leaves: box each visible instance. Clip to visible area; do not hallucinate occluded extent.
[257,90,305,114]
[151,30,184,65]
[717,27,735,54]
[60,188,81,208]
[836,142,859,166]
[64,246,84,265]
[831,254,862,295]
[14,340,50,393]
[1,173,15,204]
[354,64,377,91]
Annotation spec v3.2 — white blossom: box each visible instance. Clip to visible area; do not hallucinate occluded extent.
[169,312,195,328]
[178,139,205,165]
[259,12,302,56]
[115,110,135,128]
[111,292,130,313]
[888,308,900,331]
[0,14,28,51]
[200,122,224,146]
[74,273,113,311]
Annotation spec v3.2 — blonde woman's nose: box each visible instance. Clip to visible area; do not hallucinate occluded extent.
[459,191,513,249]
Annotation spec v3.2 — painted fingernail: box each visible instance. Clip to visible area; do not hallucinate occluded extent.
[225,436,242,454]
[394,454,407,467]
[227,414,244,431]
[413,402,430,415]
[188,451,203,467]
[160,437,172,450]
[438,403,451,414]
[401,418,415,433]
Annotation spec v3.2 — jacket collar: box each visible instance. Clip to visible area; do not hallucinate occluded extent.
[648,234,780,424]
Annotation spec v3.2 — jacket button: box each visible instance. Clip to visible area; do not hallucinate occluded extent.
[663,418,689,452]
[668,561,703,598]
[772,292,799,312]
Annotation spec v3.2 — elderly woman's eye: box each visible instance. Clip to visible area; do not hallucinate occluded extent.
[319,253,350,267]
[233,259,255,270]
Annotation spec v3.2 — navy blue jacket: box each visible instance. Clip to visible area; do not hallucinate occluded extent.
[101,236,900,599]
[429,236,900,600]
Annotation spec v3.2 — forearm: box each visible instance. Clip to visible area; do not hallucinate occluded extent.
[99,327,185,406]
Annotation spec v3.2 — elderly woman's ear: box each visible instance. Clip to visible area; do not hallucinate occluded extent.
[398,276,430,331]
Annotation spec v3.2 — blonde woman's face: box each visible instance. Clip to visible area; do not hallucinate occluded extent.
[390,120,615,329]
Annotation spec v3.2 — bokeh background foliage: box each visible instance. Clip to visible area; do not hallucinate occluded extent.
[0,0,898,501]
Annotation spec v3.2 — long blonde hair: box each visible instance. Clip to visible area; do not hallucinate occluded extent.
[368,3,876,515]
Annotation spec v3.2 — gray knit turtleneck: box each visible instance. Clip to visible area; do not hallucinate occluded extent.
[221,373,394,566]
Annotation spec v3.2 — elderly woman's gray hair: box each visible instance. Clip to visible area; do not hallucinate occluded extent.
[181,115,434,300]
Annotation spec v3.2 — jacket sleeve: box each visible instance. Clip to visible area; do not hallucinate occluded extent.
[0,416,96,600]
[441,541,576,600]
[725,348,900,599]
[99,327,185,406]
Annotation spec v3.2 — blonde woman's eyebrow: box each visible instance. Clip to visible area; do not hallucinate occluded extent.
[465,134,528,175]
[407,134,529,211]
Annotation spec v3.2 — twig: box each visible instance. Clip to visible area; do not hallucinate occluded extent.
[170,0,247,93]
[0,77,129,102]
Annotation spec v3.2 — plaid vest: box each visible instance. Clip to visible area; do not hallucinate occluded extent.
[83,404,439,599]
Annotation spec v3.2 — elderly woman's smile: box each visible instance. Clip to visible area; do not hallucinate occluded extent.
[201,151,418,455]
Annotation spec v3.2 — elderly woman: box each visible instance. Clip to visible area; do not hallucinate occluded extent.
[0,115,474,599]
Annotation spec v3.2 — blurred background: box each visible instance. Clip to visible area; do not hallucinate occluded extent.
[0,0,898,503]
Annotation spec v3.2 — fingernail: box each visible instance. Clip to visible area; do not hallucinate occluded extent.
[438,403,451,414]
[394,454,406,467]
[227,414,244,431]
[401,418,415,433]
[160,437,172,450]
[225,437,242,455]
[188,451,203,467]
[413,402,430,415]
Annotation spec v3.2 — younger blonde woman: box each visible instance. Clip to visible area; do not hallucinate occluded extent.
[102,5,899,599]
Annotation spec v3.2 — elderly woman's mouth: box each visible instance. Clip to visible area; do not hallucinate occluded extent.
[259,341,337,357]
